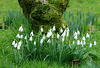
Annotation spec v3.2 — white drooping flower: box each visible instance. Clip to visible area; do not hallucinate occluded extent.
[16,34,20,38]
[72,41,75,44]
[40,27,43,32]
[19,26,23,32]
[34,41,36,45]
[12,40,15,45]
[52,25,56,31]
[86,33,90,38]
[77,40,80,45]
[61,31,66,37]
[74,32,77,36]
[80,40,83,45]
[47,29,52,38]
[47,39,51,43]
[14,43,17,48]
[57,33,60,39]
[62,37,65,42]
[42,35,46,40]
[66,31,69,37]
[17,44,21,49]
[83,41,86,45]
[29,36,33,41]
[74,35,77,40]
[77,30,80,35]
[94,41,96,46]
[20,35,23,39]
[19,41,22,46]
[90,43,92,47]
[60,28,63,33]
[40,38,44,44]
[30,31,34,36]
[24,36,27,40]
[82,36,85,41]
[17,41,22,49]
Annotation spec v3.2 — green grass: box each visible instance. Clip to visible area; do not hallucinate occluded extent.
[0,0,20,23]
[0,0,100,68]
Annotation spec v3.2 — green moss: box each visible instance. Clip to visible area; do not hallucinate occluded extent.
[18,0,70,33]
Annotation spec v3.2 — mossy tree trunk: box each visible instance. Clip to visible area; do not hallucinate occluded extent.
[18,0,70,33]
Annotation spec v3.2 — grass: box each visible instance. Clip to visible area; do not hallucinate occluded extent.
[0,0,100,68]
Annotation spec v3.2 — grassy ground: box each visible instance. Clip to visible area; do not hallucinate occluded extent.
[0,0,100,68]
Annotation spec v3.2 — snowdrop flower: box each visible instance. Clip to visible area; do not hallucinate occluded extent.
[57,33,60,38]
[47,39,51,43]
[14,43,17,48]
[12,40,15,45]
[16,34,20,38]
[83,41,86,45]
[40,27,43,32]
[20,35,23,39]
[82,36,85,41]
[77,30,80,35]
[61,31,66,37]
[80,40,83,45]
[74,35,77,40]
[86,33,90,38]
[19,26,23,32]
[29,36,33,41]
[47,30,52,38]
[17,44,21,49]
[30,31,34,36]
[34,41,36,45]
[72,41,75,44]
[77,40,80,45]
[66,31,69,37]
[19,41,22,46]
[24,36,27,40]
[90,43,92,47]
[40,38,44,44]
[74,32,77,36]
[66,28,69,32]
[52,25,56,31]
[42,35,46,40]
[52,34,54,38]
[60,28,63,33]
[62,37,65,42]
[94,41,96,46]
